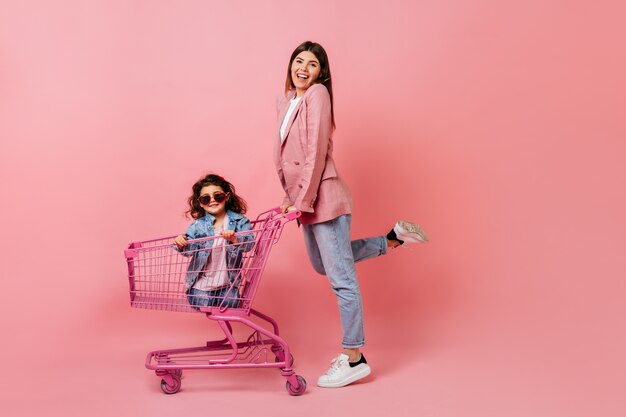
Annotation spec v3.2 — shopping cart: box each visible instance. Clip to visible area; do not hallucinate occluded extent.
[124,207,306,395]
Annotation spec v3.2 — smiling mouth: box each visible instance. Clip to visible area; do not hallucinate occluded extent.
[296,73,309,80]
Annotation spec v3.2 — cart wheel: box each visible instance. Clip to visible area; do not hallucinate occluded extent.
[285,375,306,396]
[160,375,181,394]
[274,353,295,367]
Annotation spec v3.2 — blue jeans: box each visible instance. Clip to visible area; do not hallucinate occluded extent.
[187,286,240,309]
[302,214,387,348]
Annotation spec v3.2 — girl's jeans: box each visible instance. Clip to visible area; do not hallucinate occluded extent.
[187,286,240,309]
[301,214,387,348]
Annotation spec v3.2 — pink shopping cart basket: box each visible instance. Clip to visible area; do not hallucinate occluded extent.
[124,207,306,395]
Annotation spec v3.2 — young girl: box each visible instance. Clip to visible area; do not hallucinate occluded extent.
[174,174,254,309]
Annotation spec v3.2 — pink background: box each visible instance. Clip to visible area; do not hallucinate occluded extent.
[1,1,625,416]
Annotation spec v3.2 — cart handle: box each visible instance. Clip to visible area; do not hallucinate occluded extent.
[283,208,302,221]
[268,206,301,221]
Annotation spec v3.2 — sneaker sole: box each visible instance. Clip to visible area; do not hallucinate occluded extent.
[396,220,429,243]
[317,364,372,388]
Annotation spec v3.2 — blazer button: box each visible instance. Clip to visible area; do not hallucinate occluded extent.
[294,161,300,165]
[298,184,303,188]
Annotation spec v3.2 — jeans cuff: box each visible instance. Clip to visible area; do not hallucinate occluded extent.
[342,341,365,348]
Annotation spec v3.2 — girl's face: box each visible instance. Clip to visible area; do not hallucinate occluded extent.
[291,51,321,96]
[198,184,229,217]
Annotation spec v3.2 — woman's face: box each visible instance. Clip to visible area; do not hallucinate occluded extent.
[198,184,228,217]
[291,51,321,96]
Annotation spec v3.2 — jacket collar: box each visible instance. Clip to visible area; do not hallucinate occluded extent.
[200,210,245,225]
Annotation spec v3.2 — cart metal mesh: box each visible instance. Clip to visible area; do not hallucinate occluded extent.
[125,208,298,315]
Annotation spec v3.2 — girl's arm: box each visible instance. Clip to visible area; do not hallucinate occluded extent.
[226,217,255,253]
[173,222,197,256]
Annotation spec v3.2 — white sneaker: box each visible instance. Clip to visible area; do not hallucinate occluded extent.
[394,220,429,244]
[317,354,371,388]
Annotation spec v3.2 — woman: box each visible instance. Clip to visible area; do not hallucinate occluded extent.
[274,41,428,388]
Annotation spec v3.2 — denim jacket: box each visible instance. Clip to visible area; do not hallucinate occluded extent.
[175,210,254,292]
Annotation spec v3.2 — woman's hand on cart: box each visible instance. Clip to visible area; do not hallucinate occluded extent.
[174,235,187,249]
[280,204,297,213]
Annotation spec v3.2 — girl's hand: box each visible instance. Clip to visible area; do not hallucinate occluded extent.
[221,229,238,244]
[174,235,187,249]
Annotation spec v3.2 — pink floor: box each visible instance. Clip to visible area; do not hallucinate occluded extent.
[6,245,626,417]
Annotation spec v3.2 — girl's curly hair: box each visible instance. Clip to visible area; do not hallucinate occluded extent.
[186,174,247,220]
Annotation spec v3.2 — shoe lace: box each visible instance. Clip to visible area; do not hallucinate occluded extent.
[325,355,347,376]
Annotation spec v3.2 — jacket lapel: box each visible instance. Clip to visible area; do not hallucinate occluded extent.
[278,90,303,146]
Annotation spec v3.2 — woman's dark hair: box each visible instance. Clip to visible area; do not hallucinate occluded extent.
[284,41,335,130]
[186,174,247,220]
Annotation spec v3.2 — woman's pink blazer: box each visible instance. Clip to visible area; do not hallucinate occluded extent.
[274,84,352,225]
